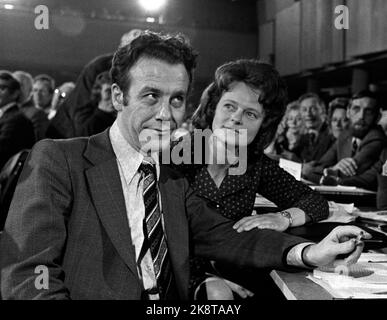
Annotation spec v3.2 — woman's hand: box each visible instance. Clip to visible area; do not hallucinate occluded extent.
[233,213,290,233]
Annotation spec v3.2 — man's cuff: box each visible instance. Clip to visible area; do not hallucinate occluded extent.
[286,242,315,269]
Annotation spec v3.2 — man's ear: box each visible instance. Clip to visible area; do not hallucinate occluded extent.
[111,83,124,111]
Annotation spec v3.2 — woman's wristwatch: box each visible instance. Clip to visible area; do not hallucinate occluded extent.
[280,210,293,227]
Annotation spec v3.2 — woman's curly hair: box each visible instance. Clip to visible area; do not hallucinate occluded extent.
[191,59,288,160]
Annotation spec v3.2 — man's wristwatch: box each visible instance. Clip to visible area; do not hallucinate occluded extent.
[280,210,293,227]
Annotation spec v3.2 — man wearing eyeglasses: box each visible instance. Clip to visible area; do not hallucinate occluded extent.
[0,71,35,170]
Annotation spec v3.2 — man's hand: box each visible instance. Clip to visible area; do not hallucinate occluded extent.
[332,158,358,177]
[303,226,371,267]
[302,161,316,177]
[233,213,290,233]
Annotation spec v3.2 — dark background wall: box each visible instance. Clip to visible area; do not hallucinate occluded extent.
[0,0,258,109]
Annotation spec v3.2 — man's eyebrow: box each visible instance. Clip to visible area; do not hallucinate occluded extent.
[172,90,188,97]
[138,86,161,95]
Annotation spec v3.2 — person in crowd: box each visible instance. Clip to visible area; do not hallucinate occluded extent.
[46,29,142,139]
[0,71,35,170]
[295,93,335,164]
[328,97,350,140]
[339,147,387,210]
[305,90,387,184]
[48,82,75,120]
[176,60,328,299]
[73,71,116,136]
[268,101,304,161]
[12,70,34,107]
[379,109,387,136]
[0,31,369,300]
[21,74,55,141]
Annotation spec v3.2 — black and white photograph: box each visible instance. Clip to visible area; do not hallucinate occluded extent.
[0,0,387,311]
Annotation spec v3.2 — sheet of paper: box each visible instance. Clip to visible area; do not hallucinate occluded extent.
[307,253,387,299]
[354,210,387,222]
[279,158,302,181]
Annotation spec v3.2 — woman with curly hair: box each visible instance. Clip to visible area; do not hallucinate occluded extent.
[173,59,329,300]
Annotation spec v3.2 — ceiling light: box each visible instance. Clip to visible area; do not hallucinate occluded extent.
[4,4,15,10]
[138,0,166,12]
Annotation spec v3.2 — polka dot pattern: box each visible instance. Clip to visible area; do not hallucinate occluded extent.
[188,153,329,223]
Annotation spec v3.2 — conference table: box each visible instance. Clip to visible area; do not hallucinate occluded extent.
[254,184,385,300]
[271,222,387,300]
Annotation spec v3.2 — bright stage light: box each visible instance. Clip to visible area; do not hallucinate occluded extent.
[138,0,166,12]
[146,17,156,23]
[4,4,15,10]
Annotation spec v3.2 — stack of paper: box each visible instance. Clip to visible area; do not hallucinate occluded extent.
[307,253,387,299]
[354,210,387,223]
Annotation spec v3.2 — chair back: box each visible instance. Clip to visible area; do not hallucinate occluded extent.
[0,149,30,230]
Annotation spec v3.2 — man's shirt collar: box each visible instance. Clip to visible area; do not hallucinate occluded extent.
[109,121,160,185]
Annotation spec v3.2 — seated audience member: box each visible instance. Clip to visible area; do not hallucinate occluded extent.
[47,29,142,139]
[295,93,335,163]
[12,71,34,107]
[0,32,368,300]
[266,101,304,161]
[48,82,75,120]
[305,90,387,184]
[0,71,35,170]
[379,109,387,136]
[340,148,387,210]
[328,97,350,140]
[177,60,329,299]
[73,71,116,136]
[21,74,55,141]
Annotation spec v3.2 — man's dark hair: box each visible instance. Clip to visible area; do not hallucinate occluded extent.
[110,30,198,99]
[34,74,55,94]
[191,59,288,155]
[0,71,21,94]
[351,90,380,108]
[298,92,326,114]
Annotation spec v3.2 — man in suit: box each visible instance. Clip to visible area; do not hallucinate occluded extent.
[20,74,55,141]
[296,93,336,163]
[0,71,35,170]
[305,91,386,184]
[0,32,369,300]
[340,147,387,210]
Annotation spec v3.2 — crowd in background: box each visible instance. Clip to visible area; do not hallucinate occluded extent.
[1,31,387,220]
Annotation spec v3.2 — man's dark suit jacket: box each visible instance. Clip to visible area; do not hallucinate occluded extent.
[0,129,306,300]
[341,148,387,210]
[295,122,336,163]
[304,126,387,184]
[0,103,35,170]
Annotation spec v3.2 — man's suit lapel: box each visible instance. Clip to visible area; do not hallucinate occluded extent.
[83,130,140,282]
[158,167,189,299]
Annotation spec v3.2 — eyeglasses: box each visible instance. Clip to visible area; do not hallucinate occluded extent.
[54,88,67,99]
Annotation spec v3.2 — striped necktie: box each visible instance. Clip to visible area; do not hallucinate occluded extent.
[139,159,173,299]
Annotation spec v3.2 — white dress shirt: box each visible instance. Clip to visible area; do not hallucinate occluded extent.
[110,122,162,300]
